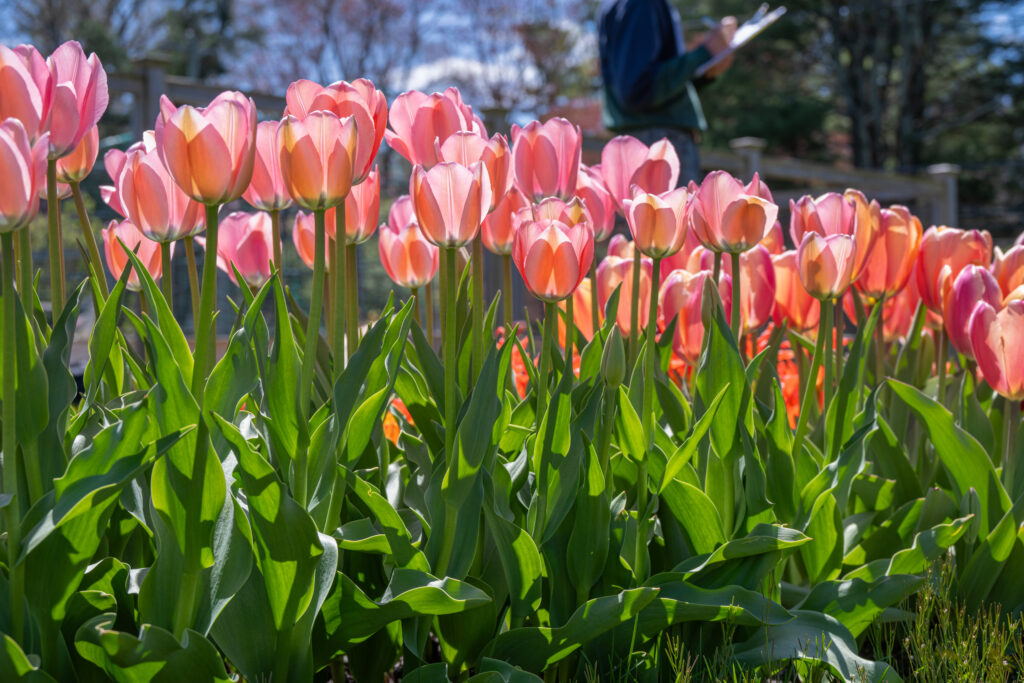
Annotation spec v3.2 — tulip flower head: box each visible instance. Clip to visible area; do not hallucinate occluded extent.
[278,109,373,210]
[482,187,530,256]
[559,277,598,342]
[284,78,387,171]
[437,131,512,211]
[790,191,877,280]
[942,264,1002,358]
[0,117,47,232]
[410,161,491,248]
[45,41,108,158]
[761,220,785,254]
[511,117,581,201]
[597,254,652,336]
[797,232,856,300]
[607,233,637,260]
[914,225,992,311]
[512,217,594,303]
[386,88,479,167]
[333,165,380,245]
[624,186,690,258]
[575,164,616,241]
[292,211,329,270]
[969,299,1024,401]
[855,205,921,300]
[200,211,276,288]
[243,120,293,212]
[659,268,731,365]
[689,171,779,254]
[993,245,1024,302]
[0,44,52,141]
[599,135,680,212]
[378,208,439,289]
[103,218,163,290]
[53,124,97,184]
[772,250,820,332]
[156,91,257,205]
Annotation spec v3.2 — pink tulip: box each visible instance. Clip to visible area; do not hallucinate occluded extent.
[527,196,592,231]
[559,277,598,343]
[378,211,439,289]
[689,171,779,253]
[156,91,256,205]
[761,220,784,254]
[0,44,52,141]
[596,254,652,336]
[659,268,732,365]
[599,135,680,211]
[607,234,636,260]
[790,191,876,280]
[914,226,992,312]
[45,41,108,158]
[855,205,921,300]
[410,161,491,248]
[331,165,380,245]
[117,131,204,243]
[99,140,145,216]
[53,124,98,184]
[624,186,690,258]
[102,218,163,290]
[576,164,616,241]
[292,211,329,270]
[386,88,478,167]
[200,211,276,287]
[797,232,856,300]
[512,217,594,302]
[992,245,1024,302]
[277,110,372,210]
[243,120,293,212]
[511,117,581,201]
[482,187,530,256]
[942,264,1002,358]
[969,299,1024,400]
[438,131,512,210]
[772,250,820,332]
[0,118,47,232]
[687,244,775,333]
[284,78,387,175]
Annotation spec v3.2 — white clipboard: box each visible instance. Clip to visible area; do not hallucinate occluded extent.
[694,4,787,78]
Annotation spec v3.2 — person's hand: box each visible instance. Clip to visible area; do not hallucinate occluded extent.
[701,16,737,78]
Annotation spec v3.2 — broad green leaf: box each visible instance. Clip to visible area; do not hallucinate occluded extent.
[660,384,729,492]
[614,385,644,462]
[84,263,129,399]
[0,634,57,682]
[634,576,792,637]
[482,504,543,624]
[799,574,922,637]
[472,658,544,683]
[351,473,430,572]
[566,444,609,597]
[660,479,726,554]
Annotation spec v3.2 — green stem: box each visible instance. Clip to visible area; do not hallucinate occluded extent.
[411,287,421,325]
[333,206,347,379]
[636,256,662,581]
[1003,397,1020,496]
[444,248,458,463]
[184,236,200,335]
[346,243,359,353]
[270,209,282,275]
[729,252,741,343]
[502,254,513,335]
[834,299,844,385]
[628,254,641,368]
[71,180,108,300]
[536,302,556,422]
[16,230,32,312]
[46,159,64,321]
[874,296,886,384]
[296,208,326,504]
[936,330,948,405]
[792,301,831,459]
[160,242,173,308]
[565,293,575,375]
[823,299,834,413]
[192,205,221,396]
[597,386,617,484]
[590,256,599,338]
[713,251,722,281]
[425,279,434,349]
[2,232,23,643]
[472,236,484,379]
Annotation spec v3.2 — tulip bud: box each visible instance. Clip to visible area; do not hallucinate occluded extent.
[601,324,626,388]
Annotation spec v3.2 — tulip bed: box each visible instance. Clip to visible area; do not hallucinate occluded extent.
[1,40,1024,683]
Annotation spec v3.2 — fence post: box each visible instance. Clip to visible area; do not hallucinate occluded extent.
[926,163,960,226]
[136,54,171,137]
[729,137,766,178]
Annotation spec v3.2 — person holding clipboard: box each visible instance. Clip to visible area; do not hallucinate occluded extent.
[598,0,738,185]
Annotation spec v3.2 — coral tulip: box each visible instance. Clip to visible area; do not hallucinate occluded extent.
[54,124,97,183]
[559,277,597,342]
[772,250,820,332]
[242,120,293,212]
[624,186,690,258]
[761,220,784,254]
[659,269,732,365]
[292,211,329,270]
[410,161,491,248]
[855,205,921,300]
[969,299,1024,400]
[278,109,374,210]
[914,225,992,311]
[102,218,163,290]
[689,171,779,253]
[378,213,439,289]
[942,264,1002,358]
[331,165,379,245]
[438,131,512,210]
[117,131,204,243]
[511,117,581,201]
[201,211,276,287]
[156,91,257,205]
[992,245,1024,301]
[790,191,877,280]
[45,41,108,158]
[482,187,529,256]
[688,244,776,334]
[797,232,856,300]
[597,254,652,336]
[576,165,616,241]
[512,218,594,302]
[0,118,47,232]
[0,44,52,141]
[608,234,636,259]
[386,88,478,167]
[599,135,680,211]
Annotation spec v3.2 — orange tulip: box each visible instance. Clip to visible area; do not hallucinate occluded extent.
[597,254,652,336]
[378,201,439,289]
[659,268,731,365]
[156,91,257,205]
[575,164,616,241]
[790,191,877,280]
[511,117,581,201]
[292,211,329,270]
[329,165,380,245]
[0,44,52,141]
[512,217,594,302]
[437,131,512,211]
[992,245,1024,302]
[797,232,856,300]
[53,124,97,183]
[243,120,293,212]
[761,220,785,254]
[277,110,372,210]
[410,161,491,248]
[689,171,779,254]
[0,118,47,232]
[914,225,992,311]
[772,250,820,332]
[855,205,921,300]
[624,186,690,259]
[482,187,529,256]
[599,135,680,212]
[942,264,1002,359]
[970,299,1024,400]
[386,88,479,167]
[559,277,598,342]
[45,41,108,158]
[102,218,163,290]
[843,189,881,278]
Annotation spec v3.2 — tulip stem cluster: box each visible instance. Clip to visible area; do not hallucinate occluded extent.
[192,204,222,396]
[160,242,173,306]
[46,159,65,320]
[70,180,109,300]
[333,205,347,378]
[297,208,326,503]
[1,232,23,643]
[443,247,459,461]
[936,331,948,403]
[15,232,32,311]
[730,252,741,343]
[793,301,832,459]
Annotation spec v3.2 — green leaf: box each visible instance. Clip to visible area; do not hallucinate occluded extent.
[482,504,543,624]
[799,574,923,637]
[0,634,57,682]
[634,576,792,637]
[265,277,303,470]
[472,658,544,683]
[659,480,726,554]
[614,385,645,462]
[350,473,430,572]
[673,523,810,578]
[660,384,729,492]
[84,263,130,399]
[12,289,49,443]
[566,444,609,597]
